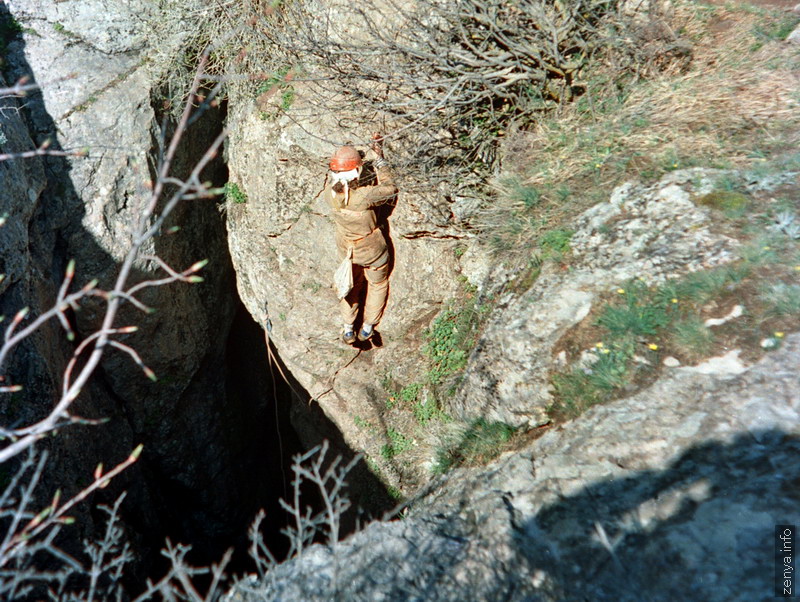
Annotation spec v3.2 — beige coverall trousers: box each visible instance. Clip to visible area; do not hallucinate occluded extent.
[341,261,389,326]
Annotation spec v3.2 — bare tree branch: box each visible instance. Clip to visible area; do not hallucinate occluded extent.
[0,45,228,463]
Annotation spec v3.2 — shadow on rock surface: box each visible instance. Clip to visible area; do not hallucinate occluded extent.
[516,429,799,601]
[238,429,799,601]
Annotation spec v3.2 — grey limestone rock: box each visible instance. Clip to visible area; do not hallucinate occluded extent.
[228,333,800,601]
[451,168,744,428]
[788,24,800,45]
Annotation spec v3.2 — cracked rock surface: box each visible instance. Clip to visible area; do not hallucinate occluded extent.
[225,91,464,465]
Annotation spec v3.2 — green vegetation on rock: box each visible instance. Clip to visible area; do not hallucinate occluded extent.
[224,182,248,204]
[433,419,516,474]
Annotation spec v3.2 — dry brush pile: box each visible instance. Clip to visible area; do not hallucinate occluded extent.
[155,0,682,198]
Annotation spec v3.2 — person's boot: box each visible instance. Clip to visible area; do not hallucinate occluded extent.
[342,325,356,345]
[357,324,374,342]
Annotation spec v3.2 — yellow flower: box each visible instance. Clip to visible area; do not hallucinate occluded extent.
[672,162,678,168]
[601,348,610,354]
[616,288,625,294]
[763,246,771,251]
[648,343,659,351]
[794,266,800,271]
[595,163,602,169]
[671,298,678,304]
[775,332,785,338]
[595,342,604,348]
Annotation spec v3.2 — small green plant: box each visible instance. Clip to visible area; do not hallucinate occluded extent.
[224,182,247,204]
[550,344,637,419]
[386,382,422,411]
[660,147,682,172]
[425,309,472,385]
[256,66,297,119]
[597,302,667,340]
[399,383,422,404]
[596,281,670,342]
[387,486,403,500]
[279,88,295,111]
[658,265,745,306]
[413,397,448,425]
[508,258,542,294]
[353,415,372,429]
[505,179,541,210]
[696,191,750,217]
[751,15,800,44]
[424,284,493,395]
[551,367,605,418]
[380,428,413,460]
[53,22,66,33]
[302,280,322,294]
[539,228,574,259]
[587,346,635,391]
[671,316,715,358]
[365,456,381,475]
[433,419,516,474]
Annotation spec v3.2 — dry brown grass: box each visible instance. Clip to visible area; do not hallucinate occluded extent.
[479,0,800,262]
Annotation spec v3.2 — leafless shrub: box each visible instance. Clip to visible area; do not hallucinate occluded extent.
[82,494,133,602]
[134,441,360,600]
[167,0,679,200]
[248,0,620,182]
[133,541,233,602]
[0,449,137,600]
[0,40,237,598]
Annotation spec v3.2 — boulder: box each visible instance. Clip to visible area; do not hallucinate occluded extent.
[227,332,800,601]
[453,168,745,428]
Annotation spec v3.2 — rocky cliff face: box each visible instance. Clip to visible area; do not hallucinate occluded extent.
[224,91,464,478]
[4,0,800,598]
[1,0,303,571]
[227,331,800,601]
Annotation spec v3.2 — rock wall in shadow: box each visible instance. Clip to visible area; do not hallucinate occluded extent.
[0,3,396,589]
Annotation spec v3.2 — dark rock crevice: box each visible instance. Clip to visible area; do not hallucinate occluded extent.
[1,7,394,593]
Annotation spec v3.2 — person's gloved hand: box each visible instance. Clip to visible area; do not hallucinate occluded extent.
[370,132,384,159]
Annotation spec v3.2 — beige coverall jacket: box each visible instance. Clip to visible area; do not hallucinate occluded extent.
[325,165,397,326]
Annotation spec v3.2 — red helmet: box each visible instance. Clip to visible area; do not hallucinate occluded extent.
[329,146,362,171]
